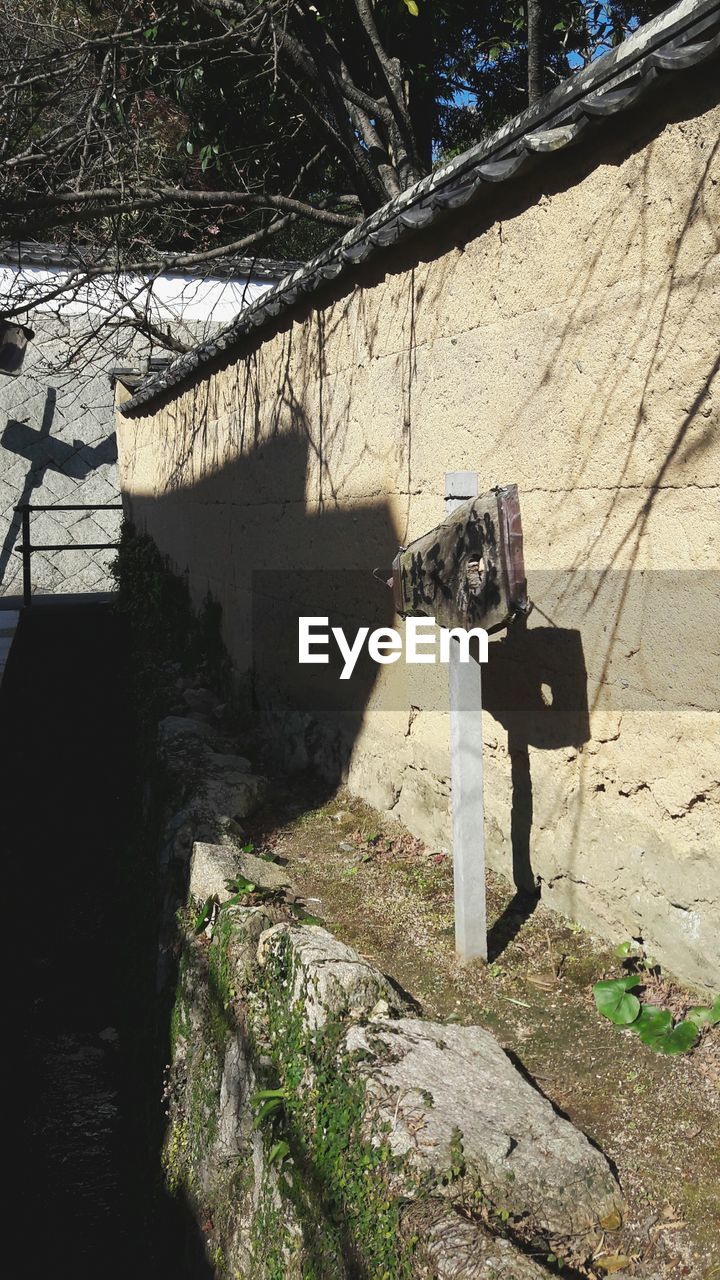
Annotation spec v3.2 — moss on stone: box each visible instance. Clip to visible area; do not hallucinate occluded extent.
[166,905,419,1277]
[187,1040,222,1160]
[251,930,417,1280]
[209,907,238,1009]
[165,931,227,1201]
[163,1114,190,1194]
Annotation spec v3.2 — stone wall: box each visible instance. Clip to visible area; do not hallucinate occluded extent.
[157,716,623,1278]
[116,70,720,992]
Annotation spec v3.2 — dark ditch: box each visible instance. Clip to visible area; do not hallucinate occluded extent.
[1,601,210,1279]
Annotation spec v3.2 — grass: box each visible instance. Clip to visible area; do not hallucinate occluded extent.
[245,776,720,1280]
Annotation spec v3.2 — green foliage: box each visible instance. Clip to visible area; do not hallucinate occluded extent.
[226,875,257,895]
[593,952,717,1057]
[448,1125,466,1181]
[193,894,218,934]
[630,1007,699,1056]
[110,521,195,703]
[687,999,720,1029]
[224,875,288,907]
[207,907,241,1021]
[631,1004,672,1045]
[268,1139,290,1167]
[614,940,636,959]
[288,901,323,926]
[222,890,255,909]
[614,939,657,971]
[252,933,417,1279]
[4,0,673,284]
[434,0,668,162]
[593,975,641,1025]
[251,1088,288,1129]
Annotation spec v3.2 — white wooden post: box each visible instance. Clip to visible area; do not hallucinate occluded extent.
[445,471,487,962]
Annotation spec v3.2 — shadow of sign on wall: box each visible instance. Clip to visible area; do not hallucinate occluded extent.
[483,621,590,958]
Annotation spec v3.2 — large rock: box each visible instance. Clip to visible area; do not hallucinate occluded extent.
[345,1017,623,1255]
[162,805,247,870]
[158,715,215,743]
[203,771,267,822]
[257,922,408,1029]
[165,892,625,1276]
[189,842,239,901]
[404,1201,552,1279]
[220,905,276,988]
[190,842,291,902]
[183,687,221,714]
[215,1032,256,1163]
[207,751,253,773]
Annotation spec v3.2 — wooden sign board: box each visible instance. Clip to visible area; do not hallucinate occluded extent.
[389,479,528,963]
[392,483,528,633]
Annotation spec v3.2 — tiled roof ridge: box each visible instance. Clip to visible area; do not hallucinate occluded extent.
[0,240,302,282]
[111,0,720,415]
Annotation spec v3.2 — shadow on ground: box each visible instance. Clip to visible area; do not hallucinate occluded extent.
[1,601,213,1279]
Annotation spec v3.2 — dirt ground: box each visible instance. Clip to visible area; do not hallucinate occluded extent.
[245,774,720,1280]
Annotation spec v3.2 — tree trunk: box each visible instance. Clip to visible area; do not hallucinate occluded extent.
[527,0,544,105]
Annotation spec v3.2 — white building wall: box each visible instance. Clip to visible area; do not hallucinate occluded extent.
[0,266,274,599]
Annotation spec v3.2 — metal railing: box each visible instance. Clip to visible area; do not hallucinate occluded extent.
[14,502,123,607]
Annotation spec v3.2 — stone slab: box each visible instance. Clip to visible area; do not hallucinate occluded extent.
[258,922,408,1029]
[404,1202,552,1279]
[158,715,215,743]
[346,1017,623,1253]
[190,842,291,902]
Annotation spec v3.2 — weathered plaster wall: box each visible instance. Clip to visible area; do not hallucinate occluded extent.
[117,74,720,992]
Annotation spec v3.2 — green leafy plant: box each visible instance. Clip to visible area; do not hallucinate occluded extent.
[344,851,373,877]
[268,1139,290,1166]
[193,895,217,934]
[447,1126,466,1181]
[614,939,657,971]
[631,1005,698,1055]
[256,935,416,1277]
[251,1087,287,1129]
[110,523,234,731]
[686,998,720,1029]
[593,975,641,1025]
[594,954,718,1056]
[225,874,256,895]
[289,902,323,926]
[224,875,287,906]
